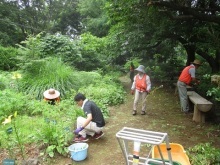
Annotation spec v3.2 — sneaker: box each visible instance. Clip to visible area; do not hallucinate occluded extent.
[132,110,137,115]
[74,135,88,142]
[93,131,104,139]
[141,111,146,115]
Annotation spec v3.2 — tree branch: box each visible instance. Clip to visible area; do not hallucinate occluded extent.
[148,1,220,24]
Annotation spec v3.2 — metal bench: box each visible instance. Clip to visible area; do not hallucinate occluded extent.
[187,91,213,123]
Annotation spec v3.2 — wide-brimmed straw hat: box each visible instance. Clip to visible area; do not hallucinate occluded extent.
[43,88,60,99]
[191,59,202,66]
[135,65,145,73]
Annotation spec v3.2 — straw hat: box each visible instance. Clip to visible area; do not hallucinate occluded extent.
[135,65,146,73]
[191,59,202,66]
[43,88,60,99]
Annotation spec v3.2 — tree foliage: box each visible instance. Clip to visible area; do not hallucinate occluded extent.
[77,0,110,37]
[106,0,220,72]
[0,0,81,46]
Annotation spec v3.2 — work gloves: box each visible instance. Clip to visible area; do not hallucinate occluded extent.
[74,126,84,134]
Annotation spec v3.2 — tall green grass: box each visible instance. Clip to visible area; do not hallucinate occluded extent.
[19,58,77,99]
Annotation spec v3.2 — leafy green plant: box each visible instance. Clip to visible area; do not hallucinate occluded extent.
[187,143,220,165]
[2,112,25,160]
[38,119,69,157]
[207,87,220,101]
[0,90,31,117]
[35,107,83,158]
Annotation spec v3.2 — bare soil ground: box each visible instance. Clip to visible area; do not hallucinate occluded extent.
[1,75,220,165]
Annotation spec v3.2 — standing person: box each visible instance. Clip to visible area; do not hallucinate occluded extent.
[130,62,135,83]
[73,93,105,142]
[177,59,202,114]
[131,65,151,115]
[43,88,60,105]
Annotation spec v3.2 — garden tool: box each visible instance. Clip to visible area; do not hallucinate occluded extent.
[144,85,163,101]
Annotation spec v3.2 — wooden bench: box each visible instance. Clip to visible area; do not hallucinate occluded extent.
[173,83,193,95]
[187,91,213,123]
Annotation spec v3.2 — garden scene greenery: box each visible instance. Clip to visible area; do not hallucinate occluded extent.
[0,0,220,164]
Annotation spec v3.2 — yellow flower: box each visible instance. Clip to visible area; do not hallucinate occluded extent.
[2,115,13,125]
[14,111,17,118]
[12,72,22,79]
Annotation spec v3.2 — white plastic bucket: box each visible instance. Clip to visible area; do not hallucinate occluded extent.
[68,143,89,161]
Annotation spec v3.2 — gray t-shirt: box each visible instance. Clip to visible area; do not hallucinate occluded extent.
[189,64,196,78]
[83,100,105,127]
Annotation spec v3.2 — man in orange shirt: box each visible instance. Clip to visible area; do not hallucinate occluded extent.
[177,59,202,113]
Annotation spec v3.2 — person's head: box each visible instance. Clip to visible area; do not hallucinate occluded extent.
[74,93,86,107]
[191,59,202,69]
[135,65,145,75]
[43,88,60,105]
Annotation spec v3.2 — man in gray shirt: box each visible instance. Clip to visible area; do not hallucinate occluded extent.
[73,93,105,142]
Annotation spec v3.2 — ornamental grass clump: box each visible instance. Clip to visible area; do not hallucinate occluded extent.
[18,57,77,99]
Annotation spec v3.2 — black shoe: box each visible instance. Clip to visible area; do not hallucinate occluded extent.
[92,131,104,139]
[141,111,146,115]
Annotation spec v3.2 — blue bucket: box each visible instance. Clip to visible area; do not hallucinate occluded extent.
[68,143,89,161]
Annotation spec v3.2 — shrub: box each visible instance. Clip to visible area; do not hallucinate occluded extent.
[78,75,126,118]
[0,46,19,71]
[0,89,32,118]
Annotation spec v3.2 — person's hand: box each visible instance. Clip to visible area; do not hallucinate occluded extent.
[130,90,134,95]
[74,127,84,134]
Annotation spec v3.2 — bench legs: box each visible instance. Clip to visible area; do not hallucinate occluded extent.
[193,105,205,123]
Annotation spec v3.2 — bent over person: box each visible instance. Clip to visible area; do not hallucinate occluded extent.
[177,59,202,114]
[131,65,151,116]
[73,93,105,142]
[43,88,60,105]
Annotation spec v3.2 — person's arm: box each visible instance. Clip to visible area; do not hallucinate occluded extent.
[189,68,200,84]
[191,77,200,84]
[74,113,92,134]
[82,114,92,128]
[146,75,151,92]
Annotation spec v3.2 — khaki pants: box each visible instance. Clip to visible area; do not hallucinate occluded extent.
[177,81,189,112]
[133,90,148,112]
[76,116,103,137]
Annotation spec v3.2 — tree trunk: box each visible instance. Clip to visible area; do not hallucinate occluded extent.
[184,45,196,66]
[196,49,220,73]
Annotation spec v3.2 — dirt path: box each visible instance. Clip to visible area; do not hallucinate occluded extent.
[53,76,220,165]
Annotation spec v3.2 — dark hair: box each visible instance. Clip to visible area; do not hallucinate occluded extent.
[74,93,86,101]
